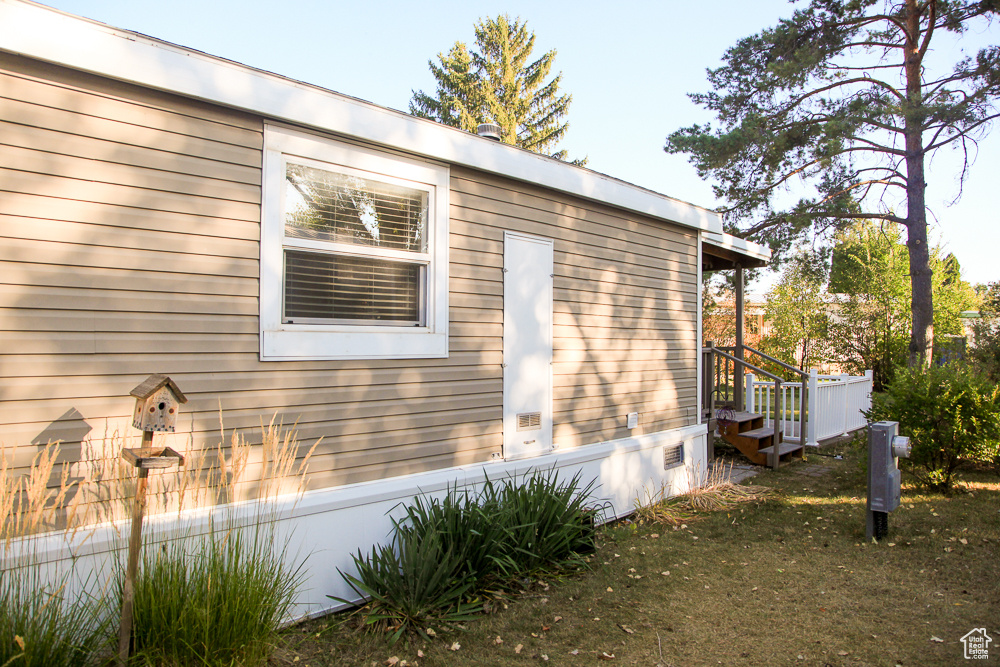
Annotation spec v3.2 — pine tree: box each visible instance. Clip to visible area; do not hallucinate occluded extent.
[665,0,1000,367]
[411,15,584,164]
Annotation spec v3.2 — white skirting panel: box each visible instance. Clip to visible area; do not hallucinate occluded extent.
[7,424,706,622]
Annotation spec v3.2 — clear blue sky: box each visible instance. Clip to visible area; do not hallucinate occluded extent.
[38,0,1000,288]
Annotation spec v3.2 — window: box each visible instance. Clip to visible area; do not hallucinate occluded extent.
[260,126,449,360]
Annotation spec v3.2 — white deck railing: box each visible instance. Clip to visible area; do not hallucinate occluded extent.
[745,369,873,446]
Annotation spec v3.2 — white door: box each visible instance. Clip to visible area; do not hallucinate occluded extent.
[503,232,554,460]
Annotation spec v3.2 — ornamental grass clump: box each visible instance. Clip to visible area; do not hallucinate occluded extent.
[126,518,303,667]
[0,556,110,667]
[0,443,111,667]
[867,361,1000,493]
[340,469,596,640]
[122,420,313,666]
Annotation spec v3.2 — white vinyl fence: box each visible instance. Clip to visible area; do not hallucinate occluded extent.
[745,369,873,446]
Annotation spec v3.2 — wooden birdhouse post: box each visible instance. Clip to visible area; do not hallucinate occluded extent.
[118,374,187,665]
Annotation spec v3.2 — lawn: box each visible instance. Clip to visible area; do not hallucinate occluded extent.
[275,441,1000,666]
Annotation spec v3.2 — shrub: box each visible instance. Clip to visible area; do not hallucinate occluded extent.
[866,362,1000,492]
[488,469,596,573]
[339,469,596,639]
[125,515,303,667]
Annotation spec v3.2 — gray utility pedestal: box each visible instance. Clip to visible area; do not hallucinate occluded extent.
[866,421,911,541]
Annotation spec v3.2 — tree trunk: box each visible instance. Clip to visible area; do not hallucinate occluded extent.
[903,0,934,368]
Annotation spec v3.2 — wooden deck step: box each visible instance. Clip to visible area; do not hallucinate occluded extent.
[739,426,782,440]
[724,411,763,424]
[757,442,803,457]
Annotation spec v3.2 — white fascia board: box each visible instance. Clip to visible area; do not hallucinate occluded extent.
[703,229,772,264]
[0,0,722,234]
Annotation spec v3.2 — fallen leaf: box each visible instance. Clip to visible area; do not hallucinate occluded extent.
[14,636,24,651]
[570,649,580,655]
[619,624,635,634]
[554,616,563,623]
[385,658,399,666]
[661,570,670,576]
[599,652,616,660]
[838,651,849,656]
[931,636,944,643]
[416,650,424,658]
[493,636,503,645]
[607,587,614,592]
[425,628,436,637]
[542,625,551,631]
[959,538,968,545]
[449,642,460,651]
[515,644,523,654]
[542,655,549,661]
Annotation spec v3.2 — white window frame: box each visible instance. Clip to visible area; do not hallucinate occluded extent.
[260,126,449,361]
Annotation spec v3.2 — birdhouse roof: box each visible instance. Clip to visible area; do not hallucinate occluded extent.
[129,374,188,403]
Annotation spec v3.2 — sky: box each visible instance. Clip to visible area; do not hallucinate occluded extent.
[37,0,1000,290]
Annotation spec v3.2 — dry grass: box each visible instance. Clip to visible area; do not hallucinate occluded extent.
[634,460,771,526]
[0,414,317,548]
[279,450,1000,667]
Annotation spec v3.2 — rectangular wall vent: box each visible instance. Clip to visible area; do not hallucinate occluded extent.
[663,444,684,470]
[517,412,541,431]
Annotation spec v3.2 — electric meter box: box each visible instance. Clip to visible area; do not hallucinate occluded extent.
[868,421,910,513]
[868,422,909,512]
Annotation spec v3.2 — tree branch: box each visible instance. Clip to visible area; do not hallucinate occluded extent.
[925,111,1000,151]
[918,0,937,59]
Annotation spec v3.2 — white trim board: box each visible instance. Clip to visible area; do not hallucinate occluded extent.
[0,0,726,236]
[7,423,707,621]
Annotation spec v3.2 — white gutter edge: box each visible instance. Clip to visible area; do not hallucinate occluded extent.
[703,229,772,264]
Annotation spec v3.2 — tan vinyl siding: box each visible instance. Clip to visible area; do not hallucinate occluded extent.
[449,168,699,448]
[0,51,698,506]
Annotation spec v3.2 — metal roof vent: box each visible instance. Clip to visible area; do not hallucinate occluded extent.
[476,123,502,141]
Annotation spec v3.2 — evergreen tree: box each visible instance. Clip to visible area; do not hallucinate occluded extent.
[665,0,1000,368]
[411,15,584,164]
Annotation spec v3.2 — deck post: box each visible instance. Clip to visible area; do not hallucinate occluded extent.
[734,266,745,412]
[703,341,715,422]
[745,373,755,414]
[800,370,808,448]
[772,379,782,469]
[807,368,820,446]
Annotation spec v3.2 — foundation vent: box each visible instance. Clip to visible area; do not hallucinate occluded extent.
[663,444,684,470]
[517,412,541,431]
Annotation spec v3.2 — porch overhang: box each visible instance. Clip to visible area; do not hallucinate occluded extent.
[702,230,770,271]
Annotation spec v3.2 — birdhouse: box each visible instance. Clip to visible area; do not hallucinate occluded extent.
[130,374,187,432]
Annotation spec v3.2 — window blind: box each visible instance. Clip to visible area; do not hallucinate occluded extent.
[283,250,423,324]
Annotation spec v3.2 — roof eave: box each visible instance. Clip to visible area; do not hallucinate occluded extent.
[0,0,724,235]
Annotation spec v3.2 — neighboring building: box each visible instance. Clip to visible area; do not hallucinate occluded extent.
[0,0,768,618]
